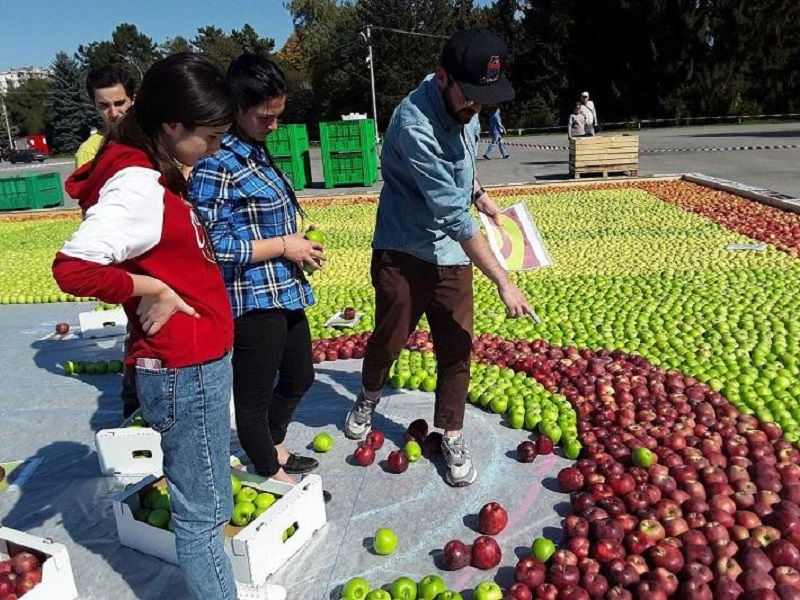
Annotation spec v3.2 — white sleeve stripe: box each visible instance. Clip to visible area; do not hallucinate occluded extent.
[60,167,165,265]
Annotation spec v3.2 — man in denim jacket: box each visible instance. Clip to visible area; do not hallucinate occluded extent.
[345,29,534,487]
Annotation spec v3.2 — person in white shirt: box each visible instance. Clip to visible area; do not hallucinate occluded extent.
[580,91,598,136]
[568,103,587,139]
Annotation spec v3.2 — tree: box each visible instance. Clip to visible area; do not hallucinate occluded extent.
[160,35,194,57]
[192,25,275,70]
[3,78,52,136]
[49,52,97,153]
[76,23,158,82]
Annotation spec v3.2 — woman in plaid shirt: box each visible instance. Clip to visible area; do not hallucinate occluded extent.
[190,54,326,489]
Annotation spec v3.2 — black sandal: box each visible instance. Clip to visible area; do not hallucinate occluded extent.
[281,453,319,474]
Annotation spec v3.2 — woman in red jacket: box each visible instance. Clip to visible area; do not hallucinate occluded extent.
[53,54,284,600]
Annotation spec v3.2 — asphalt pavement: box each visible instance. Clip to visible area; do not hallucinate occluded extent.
[1,121,799,209]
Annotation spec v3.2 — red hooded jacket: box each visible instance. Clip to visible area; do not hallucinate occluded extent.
[53,143,233,368]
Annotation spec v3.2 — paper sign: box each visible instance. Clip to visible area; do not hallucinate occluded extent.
[726,243,767,252]
[480,202,553,271]
[323,312,363,329]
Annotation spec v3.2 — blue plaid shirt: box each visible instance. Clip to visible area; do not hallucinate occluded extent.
[189,133,314,318]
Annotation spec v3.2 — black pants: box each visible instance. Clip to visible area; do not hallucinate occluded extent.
[233,308,314,477]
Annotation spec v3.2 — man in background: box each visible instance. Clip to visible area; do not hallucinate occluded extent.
[483,107,509,159]
[580,91,598,136]
[73,65,138,419]
[74,65,135,168]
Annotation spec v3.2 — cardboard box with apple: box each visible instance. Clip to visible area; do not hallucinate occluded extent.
[0,525,79,600]
[113,469,327,584]
[95,411,163,478]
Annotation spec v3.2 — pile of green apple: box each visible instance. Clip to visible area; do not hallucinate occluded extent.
[133,485,173,531]
[229,475,279,527]
[63,359,123,375]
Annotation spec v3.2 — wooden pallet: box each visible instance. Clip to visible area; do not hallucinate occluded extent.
[569,135,639,179]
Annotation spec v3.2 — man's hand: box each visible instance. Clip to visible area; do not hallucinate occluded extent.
[498,280,533,318]
[475,193,502,226]
[137,285,199,335]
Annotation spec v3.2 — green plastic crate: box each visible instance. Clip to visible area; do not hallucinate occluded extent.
[321,149,378,188]
[0,176,32,211]
[319,119,375,154]
[272,152,311,190]
[266,124,309,156]
[25,173,63,209]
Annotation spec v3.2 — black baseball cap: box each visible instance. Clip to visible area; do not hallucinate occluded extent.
[440,29,515,105]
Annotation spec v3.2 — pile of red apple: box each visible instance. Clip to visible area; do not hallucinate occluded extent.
[311,332,370,363]
[512,343,800,599]
[0,550,44,598]
[442,502,508,574]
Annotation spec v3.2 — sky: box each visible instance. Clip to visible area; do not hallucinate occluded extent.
[0,0,296,69]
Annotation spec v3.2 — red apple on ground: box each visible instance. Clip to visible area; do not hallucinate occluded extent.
[478,502,508,535]
[442,540,471,570]
[352,444,375,467]
[386,450,409,473]
[471,535,502,569]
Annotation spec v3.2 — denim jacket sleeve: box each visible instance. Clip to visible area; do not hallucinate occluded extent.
[396,123,479,243]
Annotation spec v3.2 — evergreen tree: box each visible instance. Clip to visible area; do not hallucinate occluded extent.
[49,52,96,154]
[76,23,158,83]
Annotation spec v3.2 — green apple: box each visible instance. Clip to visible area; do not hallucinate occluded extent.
[422,376,437,393]
[147,508,171,529]
[508,407,525,429]
[134,507,151,522]
[341,576,371,600]
[313,432,334,452]
[417,575,446,600]
[143,487,169,509]
[231,500,256,527]
[631,447,655,468]
[390,576,418,600]
[230,475,242,497]
[532,537,556,562]
[365,590,391,600]
[541,422,562,445]
[372,528,398,555]
[303,229,325,274]
[235,486,258,504]
[473,581,503,600]
[563,438,582,459]
[435,592,463,600]
[489,396,508,415]
[404,440,422,462]
[254,492,276,511]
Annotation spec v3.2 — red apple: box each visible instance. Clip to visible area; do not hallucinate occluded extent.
[515,556,546,589]
[55,322,69,335]
[478,502,508,535]
[352,443,375,466]
[386,450,409,473]
[471,535,501,569]
[558,468,585,493]
[365,430,384,450]
[442,539,471,570]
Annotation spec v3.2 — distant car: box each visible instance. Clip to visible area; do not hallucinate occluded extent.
[8,149,46,164]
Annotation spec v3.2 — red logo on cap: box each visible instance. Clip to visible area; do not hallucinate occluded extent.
[481,56,502,84]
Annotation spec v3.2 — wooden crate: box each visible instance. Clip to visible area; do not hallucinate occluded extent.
[569,135,639,178]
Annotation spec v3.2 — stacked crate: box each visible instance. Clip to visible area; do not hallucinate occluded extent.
[265,124,311,190]
[0,173,63,211]
[319,119,378,188]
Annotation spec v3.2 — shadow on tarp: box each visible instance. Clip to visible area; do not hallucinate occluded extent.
[2,441,188,599]
[30,333,126,432]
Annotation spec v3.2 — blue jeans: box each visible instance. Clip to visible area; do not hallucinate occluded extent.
[136,355,236,600]
[484,133,507,158]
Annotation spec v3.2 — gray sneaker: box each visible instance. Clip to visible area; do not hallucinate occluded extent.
[344,392,379,440]
[236,581,287,600]
[441,434,477,487]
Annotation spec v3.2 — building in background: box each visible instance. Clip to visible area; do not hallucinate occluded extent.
[0,67,51,94]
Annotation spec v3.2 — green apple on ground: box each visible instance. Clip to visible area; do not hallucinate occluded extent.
[372,528,398,555]
[390,577,418,600]
[341,576,371,600]
[435,592,463,600]
[313,432,334,452]
[632,447,656,468]
[417,575,446,600]
[473,581,503,600]
[364,590,391,600]
[532,537,556,562]
[403,440,422,462]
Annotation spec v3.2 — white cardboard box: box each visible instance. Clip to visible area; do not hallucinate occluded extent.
[78,307,128,339]
[113,469,327,583]
[0,524,78,600]
[95,394,236,478]
[95,425,163,477]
